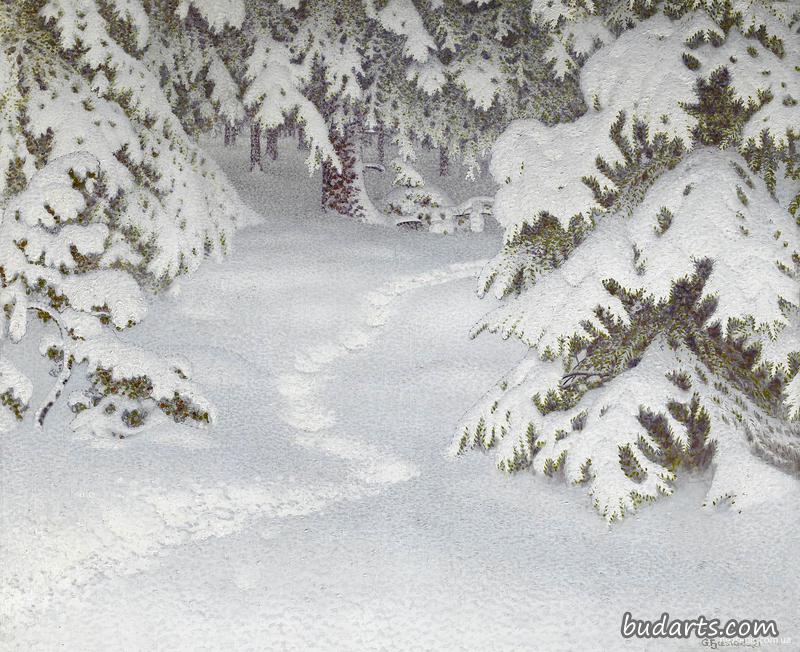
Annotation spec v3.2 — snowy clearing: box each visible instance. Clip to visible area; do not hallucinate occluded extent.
[1,141,798,651]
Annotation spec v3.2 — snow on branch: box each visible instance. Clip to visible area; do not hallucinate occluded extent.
[0,153,215,437]
[244,37,341,172]
[373,0,437,64]
[175,0,245,32]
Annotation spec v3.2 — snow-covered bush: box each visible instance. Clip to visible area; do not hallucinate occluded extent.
[382,155,496,233]
[456,1,800,520]
[384,183,459,231]
[382,174,493,235]
[382,158,453,230]
[0,1,250,437]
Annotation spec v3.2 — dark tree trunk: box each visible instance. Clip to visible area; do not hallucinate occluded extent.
[439,146,449,177]
[250,123,262,171]
[265,128,279,161]
[376,123,385,165]
[224,123,232,147]
[297,126,307,150]
[321,126,366,220]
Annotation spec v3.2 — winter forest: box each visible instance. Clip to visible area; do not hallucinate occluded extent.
[1,0,798,648]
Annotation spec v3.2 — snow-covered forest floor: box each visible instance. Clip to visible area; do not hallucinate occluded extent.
[2,140,798,651]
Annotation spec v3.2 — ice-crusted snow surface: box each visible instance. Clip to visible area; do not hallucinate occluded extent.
[1,141,799,650]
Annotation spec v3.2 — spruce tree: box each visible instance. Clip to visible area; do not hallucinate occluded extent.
[455,0,800,520]
[0,0,253,437]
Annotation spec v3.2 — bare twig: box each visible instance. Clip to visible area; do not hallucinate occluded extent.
[28,303,73,428]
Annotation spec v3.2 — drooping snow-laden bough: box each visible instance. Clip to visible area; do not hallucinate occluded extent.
[0,1,255,437]
[454,0,800,520]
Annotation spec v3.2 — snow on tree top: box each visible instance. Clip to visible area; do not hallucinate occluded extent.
[581,13,703,147]
[490,113,618,230]
[176,0,246,32]
[373,0,437,64]
[625,148,798,333]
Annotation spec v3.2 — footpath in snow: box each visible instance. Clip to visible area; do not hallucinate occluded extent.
[1,141,798,651]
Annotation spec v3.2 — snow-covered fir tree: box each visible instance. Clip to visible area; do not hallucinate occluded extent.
[145,0,246,141]
[455,0,800,520]
[0,0,253,437]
